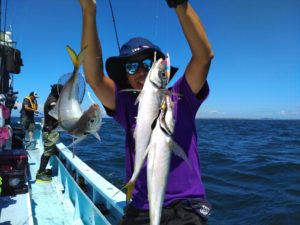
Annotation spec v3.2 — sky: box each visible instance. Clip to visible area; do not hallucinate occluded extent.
[3,0,300,119]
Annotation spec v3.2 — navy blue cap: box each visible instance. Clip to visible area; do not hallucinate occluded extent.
[29,91,39,98]
[105,37,178,88]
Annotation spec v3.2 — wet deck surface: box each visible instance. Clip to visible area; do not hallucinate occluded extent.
[0,128,77,225]
[28,129,78,225]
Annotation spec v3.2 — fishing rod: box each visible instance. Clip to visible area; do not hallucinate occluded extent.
[108,0,121,54]
[3,0,7,38]
[0,0,2,35]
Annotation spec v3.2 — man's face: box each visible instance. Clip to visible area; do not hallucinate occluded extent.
[125,55,153,90]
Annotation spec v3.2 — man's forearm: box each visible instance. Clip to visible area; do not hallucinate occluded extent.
[176,2,213,62]
[81,12,104,89]
[25,105,36,112]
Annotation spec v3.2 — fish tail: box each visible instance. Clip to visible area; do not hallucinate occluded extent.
[125,180,136,205]
[66,45,88,68]
[111,179,135,205]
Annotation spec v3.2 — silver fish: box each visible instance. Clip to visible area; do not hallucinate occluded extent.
[147,96,189,225]
[49,46,102,146]
[124,56,171,203]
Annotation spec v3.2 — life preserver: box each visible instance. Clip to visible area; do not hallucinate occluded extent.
[25,96,37,110]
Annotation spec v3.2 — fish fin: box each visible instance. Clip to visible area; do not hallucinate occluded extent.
[77,45,88,65]
[48,107,58,120]
[92,132,101,142]
[125,181,135,205]
[67,135,88,148]
[134,91,144,105]
[66,45,88,68]
[171,141,192,170]
[112,180,135,205]
[66,45,79,67]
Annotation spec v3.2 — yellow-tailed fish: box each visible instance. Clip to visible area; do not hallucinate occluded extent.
[146,95,189,225]
[49,46,102,147]
[124,55,172,204]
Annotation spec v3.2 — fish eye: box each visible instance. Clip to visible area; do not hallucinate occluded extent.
[161,72,166,77]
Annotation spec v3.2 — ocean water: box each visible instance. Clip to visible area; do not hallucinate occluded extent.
[44,118,300,224]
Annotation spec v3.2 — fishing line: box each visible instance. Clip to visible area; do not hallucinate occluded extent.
[165,6,170,51]
[108,0,121,54]
[3,0,7,35]
[154,0,159,41]
[0,0,3,92]
[0,0,2,34]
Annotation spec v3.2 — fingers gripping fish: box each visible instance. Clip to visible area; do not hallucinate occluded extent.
[49,46,102,147]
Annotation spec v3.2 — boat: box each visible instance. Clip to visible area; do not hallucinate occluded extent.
[0,32,126,225]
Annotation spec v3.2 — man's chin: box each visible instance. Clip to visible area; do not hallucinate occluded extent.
[133,84,143,90]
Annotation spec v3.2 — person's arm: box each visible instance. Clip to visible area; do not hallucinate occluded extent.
[173,1,214,95]
[79,0,116,110]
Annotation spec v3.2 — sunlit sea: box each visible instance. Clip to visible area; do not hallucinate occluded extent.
[27,118,300,225]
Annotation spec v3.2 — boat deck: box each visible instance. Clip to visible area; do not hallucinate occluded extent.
[1,124,126,225]
[0,126,72,225]
[28,129,79,225]
[0,189,33,225]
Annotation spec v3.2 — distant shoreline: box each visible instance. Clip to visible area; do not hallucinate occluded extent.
[9,116,300,121]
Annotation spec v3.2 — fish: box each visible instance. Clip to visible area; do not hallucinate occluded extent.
[124,54,172,203]
[146,95,189,225]
[49,45,102,147]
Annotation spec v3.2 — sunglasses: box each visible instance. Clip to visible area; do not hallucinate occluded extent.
[125,58,153,75]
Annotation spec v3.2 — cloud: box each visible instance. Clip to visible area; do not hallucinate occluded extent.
[196,107,300,119]
[196,108,227,118]
[278,109,300,119]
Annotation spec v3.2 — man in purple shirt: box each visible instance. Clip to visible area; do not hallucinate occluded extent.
[79,0,213,224]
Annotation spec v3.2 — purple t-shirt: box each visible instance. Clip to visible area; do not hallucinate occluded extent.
[110,75,209,209]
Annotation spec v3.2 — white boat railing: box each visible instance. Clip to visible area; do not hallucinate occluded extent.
[55,143,126,225]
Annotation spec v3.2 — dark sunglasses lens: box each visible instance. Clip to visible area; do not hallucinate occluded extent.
[125,59,153,75]
[142,59,153,70]
[125,62,139,75]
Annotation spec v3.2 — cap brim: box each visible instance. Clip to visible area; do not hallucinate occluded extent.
[106,48,178,88]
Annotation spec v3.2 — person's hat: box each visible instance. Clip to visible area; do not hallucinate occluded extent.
[51,84,64,98]
[105,37,178,88]
[29,91,39,98]
[51,84,64,93]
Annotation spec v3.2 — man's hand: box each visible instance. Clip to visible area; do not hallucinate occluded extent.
[79,0,96,14]
[166,0,187,8]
